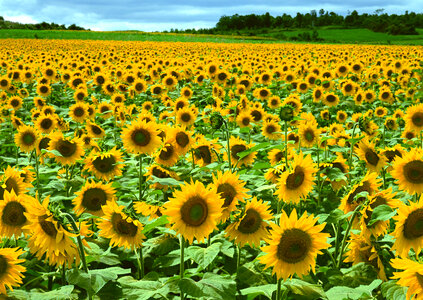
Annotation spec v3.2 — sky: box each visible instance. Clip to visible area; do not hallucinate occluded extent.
[0,0,421,31]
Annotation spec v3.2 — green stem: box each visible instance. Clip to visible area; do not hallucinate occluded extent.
[284,121,288,169]
[62,264,66,285]
[135,248,144,279]
[336,205,361,268]
[139,155,143,201]
[180,237,185,300]
[348,124,358,185]
[224,121,232,172]
[65,166,70,198]
[34,151,41,200]
[63,213,89,273]
[191,149,195,170]
[316,147,321,206]
[276,278,282,300]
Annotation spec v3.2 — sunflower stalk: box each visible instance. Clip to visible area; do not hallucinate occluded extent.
[284,121,288,169]
[180,236,185,300]
[34,150,41,199]
[138,155,143,201]
[62,213,89,274]
[348,123,358,185]
[276,278,283,300]
[135,248,144,279]
[224,120,232,172]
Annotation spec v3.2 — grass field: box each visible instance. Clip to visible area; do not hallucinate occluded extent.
[1,27,423,44]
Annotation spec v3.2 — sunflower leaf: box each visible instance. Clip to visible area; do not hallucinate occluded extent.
[241,284,279,299]
[326,168,348,182]
[283,279,327,299]
[178,277,205,298]
[186,242,222,271]
[237,142,271,159]
[9,285,76,300]
[150,176,183,186]
[142,215,169,234]
[367,205,397,226]
[381,280,407,300]
[326,279,382,300]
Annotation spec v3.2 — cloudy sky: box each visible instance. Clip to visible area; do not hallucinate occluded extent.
[0,0,421,31]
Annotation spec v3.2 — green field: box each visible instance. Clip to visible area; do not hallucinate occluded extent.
[0,27,423,45]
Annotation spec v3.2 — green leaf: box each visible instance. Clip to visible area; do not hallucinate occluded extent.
[284,279,326,299]
[150,176,183,186]
[142,215,169,234]
[367,204,397,226]
[326,279,382,300]
[241,284,278,299]
[326,168,348,182]
[237,142,271,159]
[186,242,221,271]
[85,243,120,266]
[199,272,237,299]
[381,281,407,300]
[118,276,165,300]
[9,285,76,300]
[256,184,276,192]
[178,278,204,298]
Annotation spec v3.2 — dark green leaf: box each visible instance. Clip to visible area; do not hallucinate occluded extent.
[142,215,169,234]
[241,284,278,299]
[178,278,204,298]
[326,279,382,300]
[381,281,407,300]
[367,205,397,226]
[284,279,326,299]
[186,242,221,271]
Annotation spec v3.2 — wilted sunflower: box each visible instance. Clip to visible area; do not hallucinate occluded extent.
[225,197,273,247]
[0,247,26,295]
[391,148,423,195]
[14,125,39,153]
[97,201,145,250]
[121,119,161,155]
[210,171,249,223]
[275,152,317,204]
[258,209,330,280]
[339,172,381,214]
[73,180,116,216]
[0,190,34,238]
[84,147,124,181]
[163,180,223,244]
[391,257,423,300]
[23,196,80,268]
[392,196,423,257]
[355,138,387,174]
[48,132,85,166]
[404,103,423,133]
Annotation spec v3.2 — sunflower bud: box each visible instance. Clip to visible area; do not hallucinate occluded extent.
[210,113,224,130]
[279,105,294,122]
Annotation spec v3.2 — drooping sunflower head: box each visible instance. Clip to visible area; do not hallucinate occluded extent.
[259,209,330,280]
[163,180,223,244]
[155,138,179,167]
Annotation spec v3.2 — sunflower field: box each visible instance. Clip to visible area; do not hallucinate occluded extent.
[0,39,423,299]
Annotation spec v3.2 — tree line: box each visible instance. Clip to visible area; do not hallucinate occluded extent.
[214,10,422,35]
[0,16,86,31]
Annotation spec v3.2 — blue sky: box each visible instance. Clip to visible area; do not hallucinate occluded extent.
[0,0,420,31]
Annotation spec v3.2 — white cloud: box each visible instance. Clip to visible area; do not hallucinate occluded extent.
[3,14,38,24]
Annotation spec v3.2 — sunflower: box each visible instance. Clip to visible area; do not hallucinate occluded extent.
[176,106,197,127]
[23,196,80,267]
[355,138,387,174]
[84,147,124,181]
[191,137,220,167]
[14,125,39,153]
[168,126,193,155]
[258,209,330,280]
[225,197,273,247]
[0,190,34,238]
[8,96,22,110]
[35,114,56,134]
[312,87,324,103]
[73,180,116,217]
[254,87,271,100]
[155,138,179,167]
[267,95,281,109]
[69,102,89,123]
[174,97,189,111]
[0,166,31,200]
[73,89,88,102]
[405,103,423,133]
[225,136,256,168]
[19,166,35,185]
[391,148,423,195]
[48,132,85,166]
[180,86,193,99]
[97,102,113,119]
[344,233,386,281]
[163,180,223,244]
[0,247,26,295]
[322,93,339,107]
[391,257,423,300]
[298,121,321,148]
[275,152,317,204]
[236,110,253,128]
[339,172,381,214]
[86,121,105,139]
[133,79,147,94]
[262,120,282,140]
[36,83,51,97]
[328,154,349,191]
[134,201,163,220]
[392,196,423,257]
[121,119,161,155]
[146,164,179,191]
[282,95,302,116]
[210,171,249,223]
[268,148,291,166]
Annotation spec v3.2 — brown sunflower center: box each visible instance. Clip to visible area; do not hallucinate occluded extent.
[159,144,175,161]
[0,255,8,276]
[403,160,423,184]
[266,125,276,134]
[22,131,36,145]
[40,118,53,130]
[38,137,51,152]
[111,213,138,236]
[82,188,107,211]
[2,201,26,226]
[56,139,77,157]
[339,66,347,73]
[39,86,49,94]
[180,196,208,227]
[242,117,250,126]
[135,83,144,91]
[403,208,423,240]
[131,128,151,146]
[381,92,390,99]
[344,84,352,92]
[277,228,312,264]
[231,144,247,160]
[251,110,262,122]
[412,112,423,127]
[347,181,371,204]
[260,89,269,97]
[326,95,336,103]
[152,86,162,94]
[74,107,84,117]
[304,129,315,142]
[365,149,379,166]
[315,90,322,98]
[286,166,305,190]
[237,208,262,234]
[92,155,116,173]
[217,183,237,208]
[152,167,170,178]
[38,215,57,237]
[195,145,212,164]
[299,83,307,90]
[181,113,191,123]
[11,99,20,107]
[90,125,103,135]
[176,132,189,148]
